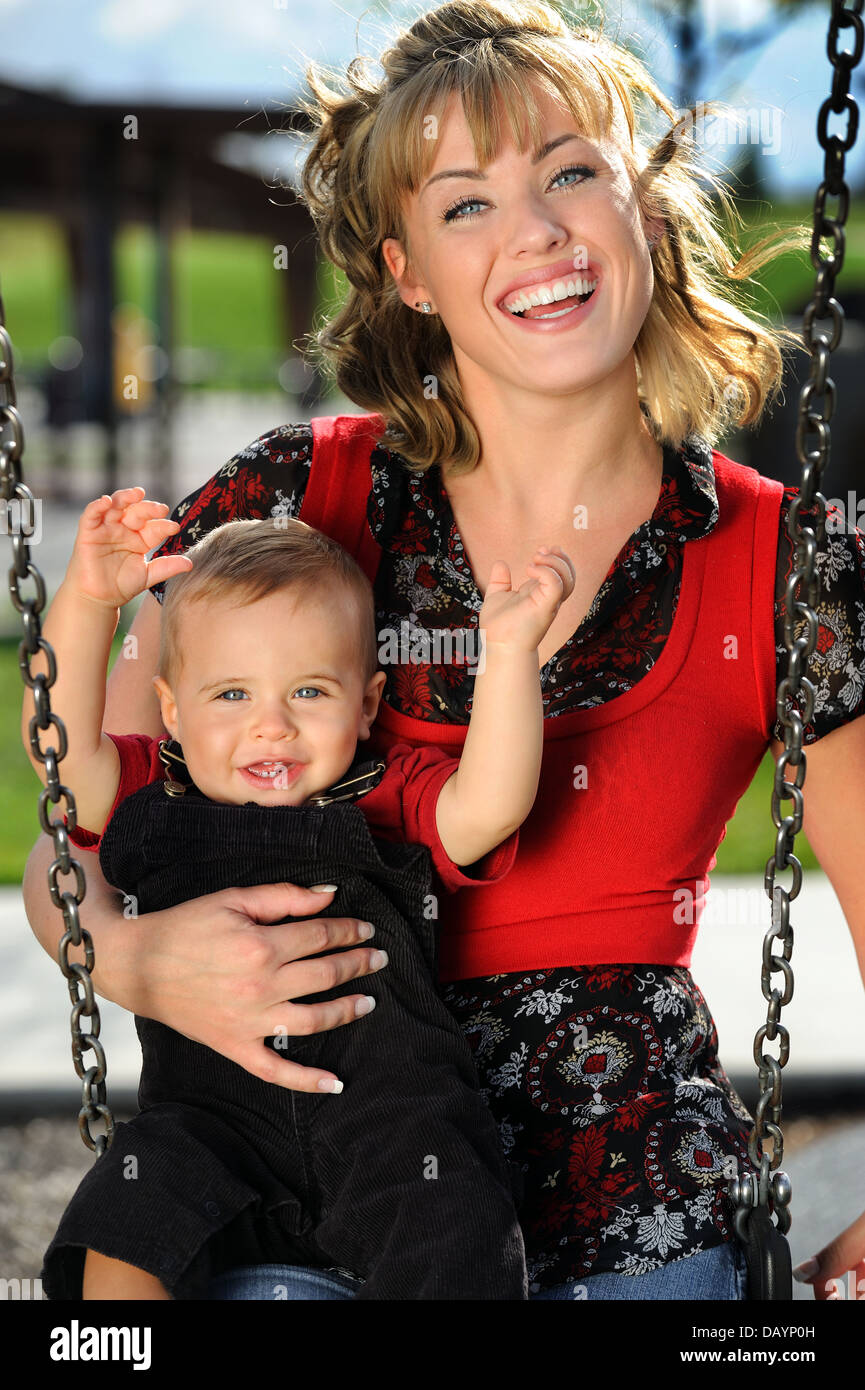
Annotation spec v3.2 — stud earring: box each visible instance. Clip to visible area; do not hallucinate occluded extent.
[415,301,432,313]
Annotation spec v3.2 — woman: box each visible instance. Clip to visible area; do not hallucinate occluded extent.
[23,0,865,1300]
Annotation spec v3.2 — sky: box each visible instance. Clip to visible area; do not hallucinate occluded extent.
[0,0,863,198]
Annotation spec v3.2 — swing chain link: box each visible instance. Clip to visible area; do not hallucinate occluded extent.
[0,289,115,1156]
[729,0,863,1245]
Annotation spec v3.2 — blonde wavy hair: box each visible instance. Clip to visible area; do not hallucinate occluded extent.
[294,0,809,474]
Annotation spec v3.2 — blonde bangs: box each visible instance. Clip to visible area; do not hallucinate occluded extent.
[367,34,629,250]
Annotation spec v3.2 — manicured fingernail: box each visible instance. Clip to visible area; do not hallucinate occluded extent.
[358,921,375,939]
[355,996,376,1016]
[370,950,388,969]
[310,883,338,892]
[792,1257,820,1282]
[317,1077,343,1093]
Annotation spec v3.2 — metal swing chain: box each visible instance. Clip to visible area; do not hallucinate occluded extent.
[728,0,863,1245]
[0,289,115,1155]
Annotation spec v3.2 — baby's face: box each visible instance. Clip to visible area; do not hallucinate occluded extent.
[153,587,385,807]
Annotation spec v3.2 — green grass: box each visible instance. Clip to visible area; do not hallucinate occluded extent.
[0,216,287,387]
[1,639,818,885]
[0,216,70,364]
[735,197,865,326]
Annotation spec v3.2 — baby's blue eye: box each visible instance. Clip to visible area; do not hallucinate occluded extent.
[214,686,324,701]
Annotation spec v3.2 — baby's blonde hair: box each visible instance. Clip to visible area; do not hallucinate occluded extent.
[293,0,808,473]
[157,518,379,690]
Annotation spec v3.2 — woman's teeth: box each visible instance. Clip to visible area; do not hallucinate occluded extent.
[504,276,598,318]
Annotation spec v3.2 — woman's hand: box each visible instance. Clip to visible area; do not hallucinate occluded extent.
[65,486,193,609]
[479,544,576,651]
[794,1206,865,1300]
[125,880,387,1093]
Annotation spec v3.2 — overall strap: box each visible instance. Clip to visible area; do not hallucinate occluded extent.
[302,414,385,585]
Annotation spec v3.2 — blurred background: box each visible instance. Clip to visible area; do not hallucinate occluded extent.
[1,0,864,1300]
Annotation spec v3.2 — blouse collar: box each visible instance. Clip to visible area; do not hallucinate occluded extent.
[367,434,720,555]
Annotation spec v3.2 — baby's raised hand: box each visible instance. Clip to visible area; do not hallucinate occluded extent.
[65,486,193,608]
[480,545,576,652]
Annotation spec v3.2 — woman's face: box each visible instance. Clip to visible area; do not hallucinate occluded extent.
[382,81,661,403]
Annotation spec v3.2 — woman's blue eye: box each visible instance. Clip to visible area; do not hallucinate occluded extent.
[443,196,484,223]
[441,164,596,223]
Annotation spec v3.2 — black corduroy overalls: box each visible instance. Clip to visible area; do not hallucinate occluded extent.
[41,751,527,1300]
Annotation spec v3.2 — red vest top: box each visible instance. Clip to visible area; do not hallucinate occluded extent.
[299,413,784,983]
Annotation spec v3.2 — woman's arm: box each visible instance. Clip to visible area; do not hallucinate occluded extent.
[770,721,865,988]
[21,832,387,1092]
[768,722,865,1297]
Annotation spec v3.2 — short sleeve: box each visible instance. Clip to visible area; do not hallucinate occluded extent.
[362,742,519,894]
[773,490,865,744]
[66,734,165,852]
[148,423,314,603]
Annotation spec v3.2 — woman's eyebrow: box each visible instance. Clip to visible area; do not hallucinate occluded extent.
[420,132,589,196]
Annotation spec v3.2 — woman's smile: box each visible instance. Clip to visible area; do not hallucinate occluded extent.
[496,276,601,333]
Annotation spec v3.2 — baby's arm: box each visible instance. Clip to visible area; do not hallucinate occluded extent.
[20,487,191,833]
[22,575,122,833]
[435,546,574,866]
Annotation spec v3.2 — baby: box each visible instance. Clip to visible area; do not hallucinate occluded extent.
[27,486,575,1301]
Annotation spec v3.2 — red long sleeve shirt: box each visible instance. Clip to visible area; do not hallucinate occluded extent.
[67,733,519,898]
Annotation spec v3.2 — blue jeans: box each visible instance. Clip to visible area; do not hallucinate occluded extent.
[207,1239,748,1300]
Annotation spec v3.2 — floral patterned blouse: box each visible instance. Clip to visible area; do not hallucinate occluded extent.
[151,421,865,1291]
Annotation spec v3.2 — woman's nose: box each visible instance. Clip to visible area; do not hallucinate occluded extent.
[503,197,570,250]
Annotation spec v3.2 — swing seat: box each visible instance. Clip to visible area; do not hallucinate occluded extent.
[741,1205,793,1300]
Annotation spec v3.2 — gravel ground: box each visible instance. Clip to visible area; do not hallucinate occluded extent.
[1,1110,862,1298]
[0,1114,126,1278]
